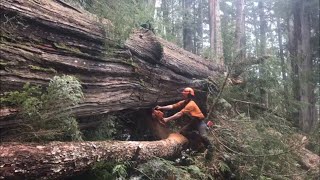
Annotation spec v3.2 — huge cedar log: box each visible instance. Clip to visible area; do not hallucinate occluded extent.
[0,0,225,129]
[0,133,188,179]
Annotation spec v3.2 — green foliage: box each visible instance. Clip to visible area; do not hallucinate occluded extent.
[22,96,43,123]
[75,161,130,180]
[44,75,83,108]
[204,44,318,177]
[207,82,318,179]
[137,158,186,179]
[83,115,118,141]
[202,47,215,60]
[185,165,207,179]
[63,117,83,141]
[224,56,295,118]
[86,0,154,43]
[53,42,83,54]
[218,161,231,173]
[1,75,83,141]
[112,164,128,178]
[56,1,155,44]
[0,61,9,68]
[136,157,207,180]
[0,83,42,106]
[87,161,116,180]
[154,1,184,44]
[28,65,57,73]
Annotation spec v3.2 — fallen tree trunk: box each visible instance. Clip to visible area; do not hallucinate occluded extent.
[0,0,224,130]
[0,133,188,179]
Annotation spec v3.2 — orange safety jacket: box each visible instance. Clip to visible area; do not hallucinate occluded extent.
[172,100,205,120]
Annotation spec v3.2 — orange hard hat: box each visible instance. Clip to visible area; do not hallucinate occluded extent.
[182,87,195,96]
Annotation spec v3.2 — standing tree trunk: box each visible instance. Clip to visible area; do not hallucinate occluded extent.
[161,0,170,37]
[276,17,289,110]
[209,0,215,58]
[174,0,184,46]
[193,1,197,54]
[295,0,317,132]
[234,0,245,62]
[240,0,246,60]
[196,0,204,55]
[258,1,268,107]
[183,0,194,52]
[209,0,224,64]
[215,0,224,63]
[253,8,259,57]
[145,0,156,18]
[289,2,300,125]
[147,0,156,8]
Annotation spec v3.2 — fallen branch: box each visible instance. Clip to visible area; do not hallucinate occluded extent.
[231,55,271,78]
[207,71,230,118]
[230,98,285,118]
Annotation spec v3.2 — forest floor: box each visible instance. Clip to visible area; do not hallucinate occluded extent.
[205,112,320,179]
[81,108,319,180]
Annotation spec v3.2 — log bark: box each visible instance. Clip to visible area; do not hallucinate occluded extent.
[0,0,225,130]
[0,133,188,179]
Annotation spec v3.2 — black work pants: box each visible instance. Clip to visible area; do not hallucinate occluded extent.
[179,119,213,151]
